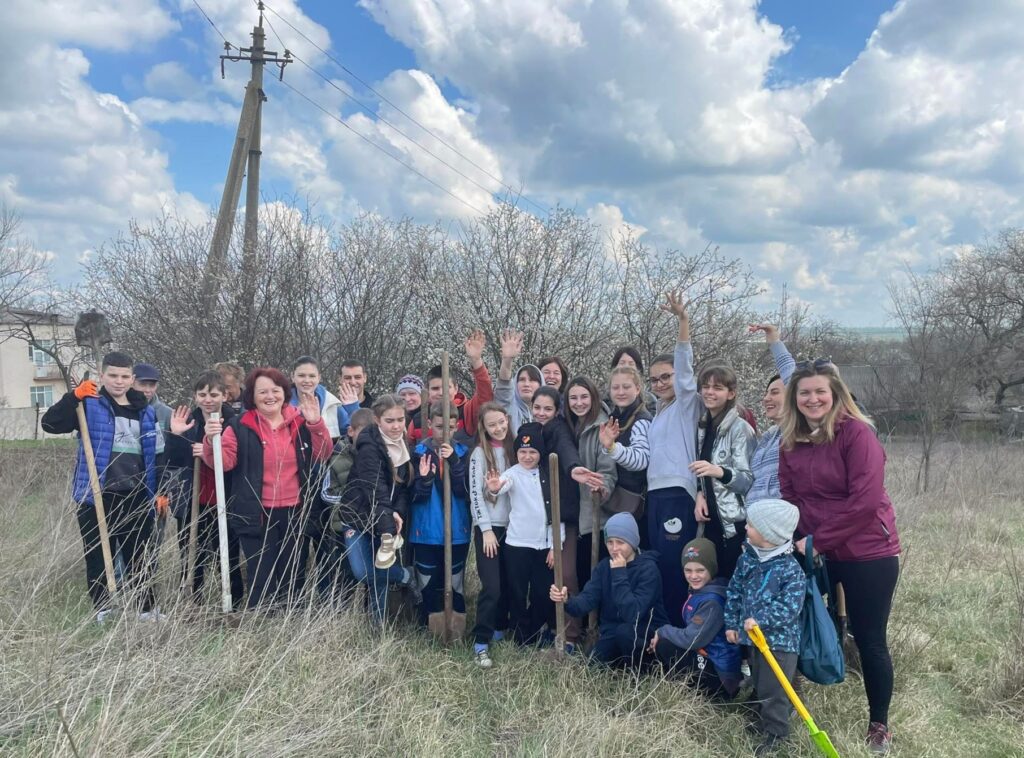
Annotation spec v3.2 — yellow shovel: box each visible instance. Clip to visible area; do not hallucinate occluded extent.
[748,624,840,758]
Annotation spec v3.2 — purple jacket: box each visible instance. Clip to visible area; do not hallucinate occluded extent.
[779,417,900,562]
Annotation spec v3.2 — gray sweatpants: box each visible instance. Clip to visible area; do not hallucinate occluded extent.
[750,647,798,737]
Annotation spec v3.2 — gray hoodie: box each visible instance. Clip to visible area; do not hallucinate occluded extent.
[494,363,539,433]
[647,341,702,497]
[574,406,618,537]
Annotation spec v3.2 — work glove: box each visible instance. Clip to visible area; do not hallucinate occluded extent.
[155,495,170,518]
[74,379,99,401]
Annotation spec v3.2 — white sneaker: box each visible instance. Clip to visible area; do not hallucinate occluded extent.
[95,609,115,625]
[375,534,398,569]
[138,609,168,623]
[475,648,493,668]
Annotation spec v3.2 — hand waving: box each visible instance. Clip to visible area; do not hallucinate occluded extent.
[170,405,195,436]
[658,290,690,322]
[298,392,321,424]
[500,328,524,361]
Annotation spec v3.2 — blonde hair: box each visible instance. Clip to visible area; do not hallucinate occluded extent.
[609,365,643,393]
[780,364,874,448]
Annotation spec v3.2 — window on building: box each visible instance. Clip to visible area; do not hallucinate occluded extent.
[30,386,54,407]
[30,340,57,366]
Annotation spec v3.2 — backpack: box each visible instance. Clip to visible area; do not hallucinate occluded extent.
[797,536,845,685]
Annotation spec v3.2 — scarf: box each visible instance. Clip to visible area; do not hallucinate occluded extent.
[610,395,644,435]
[383,433,410,468]
[749,540,794,563]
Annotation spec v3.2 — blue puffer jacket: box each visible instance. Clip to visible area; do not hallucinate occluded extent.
[410,441,471,545]
[684,584,742,676]
[42,388,161,508]
[724,542,805,653]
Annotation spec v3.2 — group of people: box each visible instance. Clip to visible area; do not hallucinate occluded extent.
[44,292,901,755]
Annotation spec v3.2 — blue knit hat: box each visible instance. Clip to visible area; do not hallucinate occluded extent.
[604,513,640,553]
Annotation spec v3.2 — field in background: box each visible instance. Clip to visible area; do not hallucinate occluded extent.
[0,439,1022,757]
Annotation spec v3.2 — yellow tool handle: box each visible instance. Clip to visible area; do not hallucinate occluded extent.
[748,624,812,723]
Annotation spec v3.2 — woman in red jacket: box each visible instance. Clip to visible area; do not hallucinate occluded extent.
[778,360,900,755]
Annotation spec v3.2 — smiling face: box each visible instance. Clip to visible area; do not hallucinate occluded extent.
[378,406,407,441]
[762,377,785,422]
[482,409,509,441]
[340,366,367,397]
[648,362,675,402]
[398,388,421,411]
[531,394,557,425]
[252,375,286,418]
[684,563,711,591]
[101,365,134,400]
[292,362,320,396]
[194,385,225,417]
[219,373,241,402]
[609,374,640,409]
[516,447,540,469]
[795,374,834,426]
[700,377,736,415]
[567,385,593,419]
[516,369,540,404]
[541,361,563,388]
[427,377,458,405]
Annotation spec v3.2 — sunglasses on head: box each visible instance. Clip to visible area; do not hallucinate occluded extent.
[795,357,833,371]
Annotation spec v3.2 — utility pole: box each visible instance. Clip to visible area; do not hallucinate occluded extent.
[200,2,290,312]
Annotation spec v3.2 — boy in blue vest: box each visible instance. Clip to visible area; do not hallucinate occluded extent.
[410,402,471,634]
[648,538,742,699]
[42,351,166,623]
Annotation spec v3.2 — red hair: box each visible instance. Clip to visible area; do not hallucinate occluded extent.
[242,367,292,410]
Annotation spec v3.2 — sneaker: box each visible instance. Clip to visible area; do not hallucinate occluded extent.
[740,660,752,678]
[138,608,168,623]
[475,647,493,668]
[752,735,785,756]
[375,534,398,569]
[95,608,115,626]
[867,722,893,754]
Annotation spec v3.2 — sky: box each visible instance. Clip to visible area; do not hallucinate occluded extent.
[2,0,1023,326]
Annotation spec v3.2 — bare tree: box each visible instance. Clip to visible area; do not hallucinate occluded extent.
[0,205,49,315]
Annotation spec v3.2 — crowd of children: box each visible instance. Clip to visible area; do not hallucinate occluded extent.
[45,292,902,755]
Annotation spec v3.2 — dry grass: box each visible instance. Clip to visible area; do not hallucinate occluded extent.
[1,438,1023,757]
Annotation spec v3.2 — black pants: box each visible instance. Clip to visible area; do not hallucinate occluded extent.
[703,515,746,581]
[237,506,304,610]
[654,638,739,698]
[592,622,656,669]
[828,556,900,725]
[413,542,469,623]
[503,544,554,645]
[76,491,155,611]
[751,647,798,737]
[472,526,510,644]
[175,507,245,610]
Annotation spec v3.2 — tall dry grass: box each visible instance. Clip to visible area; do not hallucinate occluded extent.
[0,438,1022,757]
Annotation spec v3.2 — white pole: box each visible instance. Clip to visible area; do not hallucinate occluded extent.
[211,412,233,613]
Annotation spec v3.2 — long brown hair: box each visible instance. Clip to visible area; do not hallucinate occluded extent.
[476,401,514,474]
[565,376,602,437]
[696,361,743,429]
[780,363,874,448]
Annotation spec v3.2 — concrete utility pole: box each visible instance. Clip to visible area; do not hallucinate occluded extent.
[200,2,291,311]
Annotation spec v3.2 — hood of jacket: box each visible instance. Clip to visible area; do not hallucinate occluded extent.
[240,404,304,443]
[512,363,541,418]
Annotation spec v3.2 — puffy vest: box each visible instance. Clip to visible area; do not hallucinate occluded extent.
[683,589,741,675]
[73,395,159,507]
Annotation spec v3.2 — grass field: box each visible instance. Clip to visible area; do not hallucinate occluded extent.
[0,438,1022,757]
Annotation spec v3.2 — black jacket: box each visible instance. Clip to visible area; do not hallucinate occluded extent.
[340,424,412,535]
[540,416,583,524]
[166,404,236,468]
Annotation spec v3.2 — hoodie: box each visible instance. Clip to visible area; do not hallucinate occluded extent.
[647,341,702,497]
[573,406,617,537]
[494,363,539,433]
[565,550,668,637]
[289,384,345,439]
[657,578,741,680]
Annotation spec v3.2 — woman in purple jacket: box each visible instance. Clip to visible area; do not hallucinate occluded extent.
[778,360,900,755]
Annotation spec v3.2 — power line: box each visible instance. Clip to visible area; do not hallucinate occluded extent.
[191,0,234,49]
[259,0,550,217]
[271,76,489,217]
[262,12,513,212]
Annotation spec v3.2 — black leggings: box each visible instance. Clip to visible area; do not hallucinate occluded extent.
[828,556,900,726]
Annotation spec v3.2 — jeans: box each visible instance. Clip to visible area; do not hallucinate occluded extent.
[343,527,408,624]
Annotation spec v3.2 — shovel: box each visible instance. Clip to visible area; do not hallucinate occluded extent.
[427,350,465,642]
[549,453,566,656]
[184,459,202,594]
[210,412,233,614]
[748,624,840,758]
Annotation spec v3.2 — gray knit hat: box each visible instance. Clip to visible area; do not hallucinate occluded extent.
[604,513,640,553]
[746,498,800,547]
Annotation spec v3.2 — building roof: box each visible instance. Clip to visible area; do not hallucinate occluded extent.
[0,308,76,326]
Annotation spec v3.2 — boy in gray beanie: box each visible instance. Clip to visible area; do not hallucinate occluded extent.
[549,513,667,669]
[724,498,806,755]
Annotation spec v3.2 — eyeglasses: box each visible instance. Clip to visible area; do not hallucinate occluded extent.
[795,357,834,371]
[648,372,675,385]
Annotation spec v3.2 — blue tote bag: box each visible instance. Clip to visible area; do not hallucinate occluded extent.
[797,536,845,685]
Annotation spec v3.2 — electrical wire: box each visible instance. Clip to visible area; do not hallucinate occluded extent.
[271,76,489,217]
[259,0,550,216]
[191,0,234,49]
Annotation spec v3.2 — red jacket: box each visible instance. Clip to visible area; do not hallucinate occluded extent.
[778,416,900,562]
[407,363,494,443]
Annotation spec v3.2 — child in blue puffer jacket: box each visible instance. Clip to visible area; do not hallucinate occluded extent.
[411,402,472,631]
[724,498,805,755]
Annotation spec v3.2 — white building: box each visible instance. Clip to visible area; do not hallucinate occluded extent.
[0,309,77,439]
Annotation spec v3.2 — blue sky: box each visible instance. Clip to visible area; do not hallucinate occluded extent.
[3,0,1024,327]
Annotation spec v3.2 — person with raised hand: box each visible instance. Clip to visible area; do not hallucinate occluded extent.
[202,367,332,610]
[494,328,542,434]
[644,291,703,627]
[745,324,797,505]
[414,329,494,445]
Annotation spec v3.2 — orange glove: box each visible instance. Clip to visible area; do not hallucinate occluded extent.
[74,379,99,401]
[155,495,170,518]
